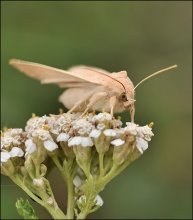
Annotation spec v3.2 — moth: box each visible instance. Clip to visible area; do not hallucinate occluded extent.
[9,59,177,122]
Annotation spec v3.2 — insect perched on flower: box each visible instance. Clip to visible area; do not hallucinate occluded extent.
[9,59,177,122]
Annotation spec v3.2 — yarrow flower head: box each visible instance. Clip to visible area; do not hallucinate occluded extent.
[1,111,154,219]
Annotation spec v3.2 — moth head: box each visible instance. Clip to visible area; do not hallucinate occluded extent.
[119,92,136,108]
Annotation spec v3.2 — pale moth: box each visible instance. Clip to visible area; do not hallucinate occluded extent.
[9,59,177,122]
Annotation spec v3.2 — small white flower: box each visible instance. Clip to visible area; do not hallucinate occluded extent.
[9,147,24,158]
[9,128,23,136]
[52,115,72,134]
[1,136,13,149]
[95,195,104,207]
[89,129,101,139]
[73,176,82,188]
[1,151,11,163]
[136,137,148,154]
[44,140,58,152]
[111,139,125,146]
[80,137,93,147]
[68,137,82,147]
[125,122,138,135]
[32,129,52,141]
[25,139,37,155]
[92,112,112,122]
[57,133,70,142]
[103,129,116,137]
[72,119,93,135]
[136,125,154,141]
[25,115,53,133]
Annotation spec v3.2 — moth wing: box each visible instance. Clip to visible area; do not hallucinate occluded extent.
[9,59,125,91]
[68,65,111,75]
[67,65,126,91]
[9,59,98,88]
[59,87,96,110]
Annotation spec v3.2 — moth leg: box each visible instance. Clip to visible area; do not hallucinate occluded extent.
[80,92,108,117]
[109,96,117,116]
[130,104,135,123]
[67,100,85,113]
[67,92,94,114]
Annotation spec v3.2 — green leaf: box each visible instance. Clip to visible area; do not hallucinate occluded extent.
[16,198,38,219]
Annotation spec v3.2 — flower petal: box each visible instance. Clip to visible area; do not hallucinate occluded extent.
[95,195,104,207]
[111,139,125,146]
[9,147,24,157]
[44,140,58,151]
[136,137,148,153]
[80,137,93,147]
[57,133,70,142]
[25,139,37,154]
[73,176,82,188]
[89,129,101,138]
[68,137,82,147]
[103,129,116,137]
[1,152,11,163]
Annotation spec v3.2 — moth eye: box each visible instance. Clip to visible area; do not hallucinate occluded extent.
[120,93,127,102]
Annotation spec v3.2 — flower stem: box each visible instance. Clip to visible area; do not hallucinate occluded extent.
[66,175,74,219]
[10,175,66,219]
[97,150,141,193]
[52,156,76,219]
[99,153,104,177]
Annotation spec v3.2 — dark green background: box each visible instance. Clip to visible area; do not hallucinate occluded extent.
[1,1,192,219]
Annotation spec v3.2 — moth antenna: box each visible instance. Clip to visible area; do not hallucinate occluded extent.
[134,64,178,90]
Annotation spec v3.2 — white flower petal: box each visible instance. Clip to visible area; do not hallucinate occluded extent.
[68,137,82,147]
[111,139,125,146]
[25,139,37,154]
[89,129,101,138]
[136,137,148,153]
[73,176,82,188]
[44,140,58,152]
[57,133,70,142]
[80,137,93,147]
[95,195,104,207]
[1,152,11,163]
[9,147,24,157]
[103,129,116,137]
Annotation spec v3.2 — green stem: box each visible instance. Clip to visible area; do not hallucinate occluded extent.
[97,164,118,191]
[52,156,67,181]
[97,150,141,192]
[76,192,94,219]
[52,156,76,219]
[99,153,104,177]
[66,176,74,219]
[10,175,66,219]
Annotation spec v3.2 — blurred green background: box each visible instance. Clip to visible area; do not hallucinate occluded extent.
[1,1,192,219]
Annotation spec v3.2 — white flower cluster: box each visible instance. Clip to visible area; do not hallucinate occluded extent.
[1,112,154,167]
[1,128,25,163]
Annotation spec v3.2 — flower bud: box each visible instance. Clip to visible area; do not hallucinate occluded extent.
[33,178,45,187]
